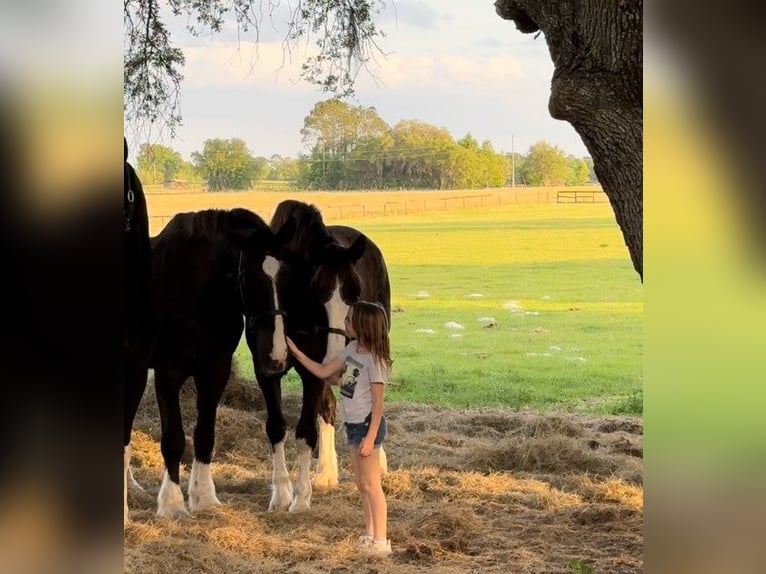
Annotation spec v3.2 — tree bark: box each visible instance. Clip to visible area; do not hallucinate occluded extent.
[495,0,643,280]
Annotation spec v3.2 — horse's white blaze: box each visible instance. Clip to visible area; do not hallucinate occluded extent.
[263,255,287,363]
[269,439,293,511]
[123,445,130,525]
[188,460,221,512]
[323,282,348,364]
[157,471,188,518]
[289,440,313,511]
[314,418,339,489]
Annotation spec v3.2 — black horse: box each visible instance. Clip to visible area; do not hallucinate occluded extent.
[240,200,390,511]
[149,208,294,518]
[124,138,152,525]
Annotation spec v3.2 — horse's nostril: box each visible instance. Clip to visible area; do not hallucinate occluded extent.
[268,359,285,372]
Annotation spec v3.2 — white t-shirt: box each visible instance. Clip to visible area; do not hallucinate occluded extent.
[338,340,386,424]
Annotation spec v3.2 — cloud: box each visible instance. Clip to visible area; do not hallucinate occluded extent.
[357,52,529,91]
[383,0,440,30]
[182,40,316,89]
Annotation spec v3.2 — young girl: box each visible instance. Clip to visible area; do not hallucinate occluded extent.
[286,300,393,556]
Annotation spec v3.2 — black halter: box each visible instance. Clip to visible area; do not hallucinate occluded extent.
[124,164,136,232]
[237,252,288,330]
[291,324,348,338]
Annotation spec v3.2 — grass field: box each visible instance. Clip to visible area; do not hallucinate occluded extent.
[211,199,644,415]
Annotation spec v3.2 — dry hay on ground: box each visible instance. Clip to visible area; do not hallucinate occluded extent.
[127,375,643,573]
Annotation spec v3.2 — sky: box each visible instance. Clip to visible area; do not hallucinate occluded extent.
[129,0,590,162]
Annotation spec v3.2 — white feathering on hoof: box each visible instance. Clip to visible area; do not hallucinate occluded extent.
[269,439,294,511]
[188,460,221,512]
[290,440,313,511]
[314,418,339,489]
[157,471,189,519]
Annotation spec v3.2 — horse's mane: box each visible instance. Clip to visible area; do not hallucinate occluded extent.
[270,200,332,258]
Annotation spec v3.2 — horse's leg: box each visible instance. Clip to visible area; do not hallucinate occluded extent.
[256,372,292,511]
[187,356,230,513]
[123,359,148,525]
[379,445,389,475]
[127,466,144,491]
[155,367,189,518]
[290,370,324,511]
[314,382,339,489]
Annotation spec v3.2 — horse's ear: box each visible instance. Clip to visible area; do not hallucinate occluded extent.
[344,234,367,263]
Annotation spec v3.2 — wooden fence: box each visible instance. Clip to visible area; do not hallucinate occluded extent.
[556,190,609,204]
[145,186,605,235]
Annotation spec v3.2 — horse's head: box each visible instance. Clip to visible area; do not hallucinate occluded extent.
[271,200,368,382]
[228,209,296,376]
[301,234,367,383]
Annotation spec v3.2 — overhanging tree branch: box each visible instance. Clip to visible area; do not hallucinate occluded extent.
[123,0,386,135]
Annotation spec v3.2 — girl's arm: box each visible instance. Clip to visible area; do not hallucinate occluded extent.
[286,337,344,380]
[360,382,384,457]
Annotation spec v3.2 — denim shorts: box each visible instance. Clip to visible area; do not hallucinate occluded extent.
[344,415,387,448]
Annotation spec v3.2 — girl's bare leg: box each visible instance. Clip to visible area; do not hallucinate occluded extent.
[357,446,386,541]
[350,446,373,536]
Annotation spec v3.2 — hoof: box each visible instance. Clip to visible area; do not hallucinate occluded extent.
[313,472,339,489]
[289,496,311,512]
[156,505,190,520]
[268,482,294,512]
[157,471,189,519]
[189,494,221,513]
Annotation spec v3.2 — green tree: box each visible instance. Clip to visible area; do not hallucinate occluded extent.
[136,143,184,184]
[479,140,510,187]
[267,155,300,182]
[457,134,480,152]
[300,99,388,189]
[566,155,591,186]
[389,120,455,189]
[505,152,526,185]
[176,160,202,184]
[192,138,258,191]
[251,156,270,182]
[522,141,569,186]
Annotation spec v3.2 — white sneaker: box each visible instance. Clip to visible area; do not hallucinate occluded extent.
[364,539,392,557]
[357,534,373,547]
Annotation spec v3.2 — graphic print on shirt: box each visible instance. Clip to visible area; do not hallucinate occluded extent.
[340,356,363,399]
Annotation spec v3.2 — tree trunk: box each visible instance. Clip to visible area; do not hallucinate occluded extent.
[495,0,643,280]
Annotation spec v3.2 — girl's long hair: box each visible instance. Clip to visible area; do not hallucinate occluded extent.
[350,301,392,378]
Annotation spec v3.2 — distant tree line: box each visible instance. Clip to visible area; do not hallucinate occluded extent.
[135,99,596,191]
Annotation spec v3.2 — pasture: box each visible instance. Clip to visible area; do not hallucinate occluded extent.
[127,193,643,572]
